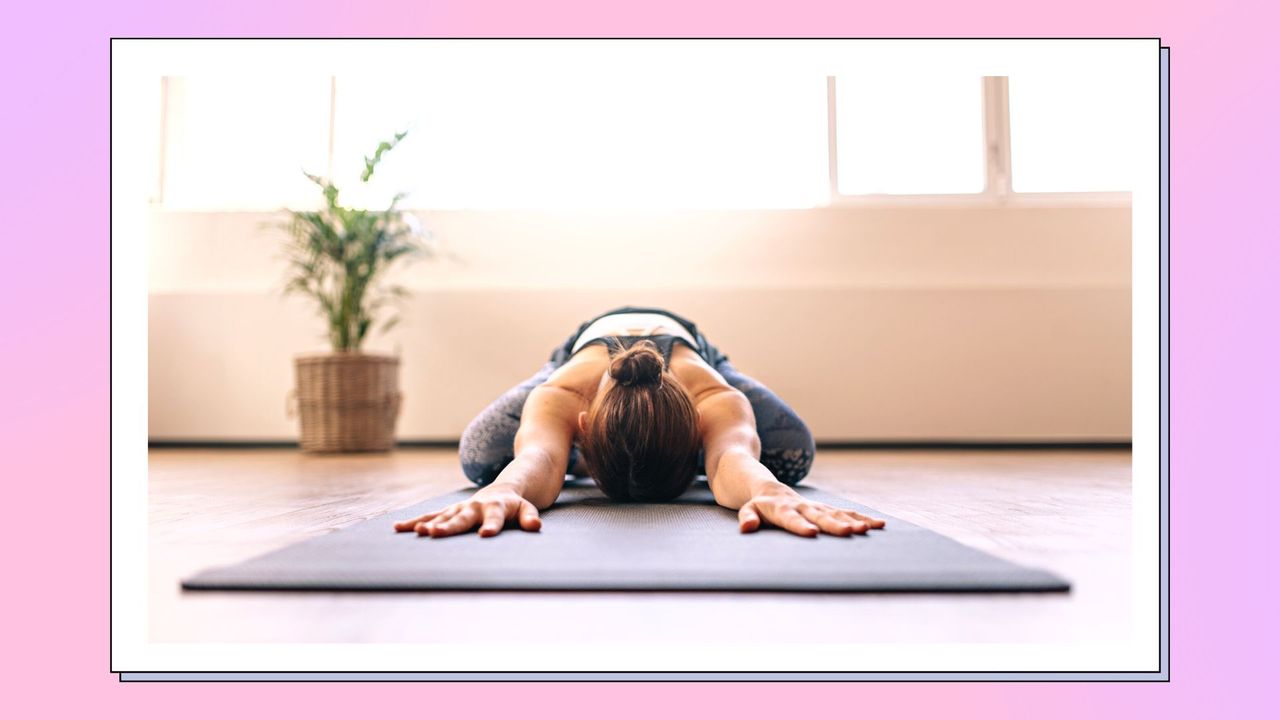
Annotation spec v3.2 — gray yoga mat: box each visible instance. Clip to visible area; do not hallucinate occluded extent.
[182,480,1069,592]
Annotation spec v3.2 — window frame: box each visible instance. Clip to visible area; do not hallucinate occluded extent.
[154,73,1134,212]
[153,74,337,212]
[824,75,1133,209]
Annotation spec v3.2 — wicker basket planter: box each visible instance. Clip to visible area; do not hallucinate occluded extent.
[291,352,402,453]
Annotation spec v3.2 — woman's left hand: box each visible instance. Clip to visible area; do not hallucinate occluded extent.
[737,485,886,538]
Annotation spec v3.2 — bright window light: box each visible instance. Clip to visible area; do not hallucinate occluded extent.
[331,72,830,210]
[1010,75,1134,192]
[161,75,332,211]
[835,76,986,195]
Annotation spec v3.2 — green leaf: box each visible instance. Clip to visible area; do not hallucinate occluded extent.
[277,129,426,352]
[360,130,410,183]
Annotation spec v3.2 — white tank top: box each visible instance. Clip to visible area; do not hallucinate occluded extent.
[570,312,698,354]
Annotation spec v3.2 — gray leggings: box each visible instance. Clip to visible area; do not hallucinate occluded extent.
[458,335,816,488]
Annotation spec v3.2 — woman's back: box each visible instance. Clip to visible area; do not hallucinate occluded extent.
[570,312,698,354]
[541,339,728,412]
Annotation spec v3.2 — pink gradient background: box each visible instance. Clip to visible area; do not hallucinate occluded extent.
[3,0,1273,715]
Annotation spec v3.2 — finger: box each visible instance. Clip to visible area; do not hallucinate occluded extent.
[738,501,761,533]
[818,505,871,534]
[839,509,886,530]
[426,504,481,537]
[517,500,542,532]
[797,504,858,536]
[775,507,819,537]
[417,506,463,535]
[394,510,447,532]
[478,503,507,537]
[396,509,448,532]
[438,504,483,536]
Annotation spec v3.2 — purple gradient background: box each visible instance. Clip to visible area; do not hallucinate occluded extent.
[3,0,1274,715]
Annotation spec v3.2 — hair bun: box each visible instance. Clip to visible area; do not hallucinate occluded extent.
[610,340,664,387]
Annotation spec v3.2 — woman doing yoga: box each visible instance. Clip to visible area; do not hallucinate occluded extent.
[393,306,885,539]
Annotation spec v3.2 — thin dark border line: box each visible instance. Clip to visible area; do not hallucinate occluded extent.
[114,662,1167,677]
[112,36,1167,681]
[117,672,1161,677]
[108,39,114,680]
[1160,44,1171,679]
[115,36,1167,676]
[110,36,1164,41]
[117,671,1161,678]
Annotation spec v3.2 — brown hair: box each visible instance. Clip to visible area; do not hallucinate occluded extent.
[578,339,701,502]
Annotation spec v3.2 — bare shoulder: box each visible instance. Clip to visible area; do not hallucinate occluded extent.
[537,345,608,403]
[670,345,755,444]
[514,351,603,443]
[669,344,739,405]
[535,343,738,408]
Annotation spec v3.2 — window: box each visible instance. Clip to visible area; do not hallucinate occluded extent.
[155,69,1131,211]
[1009,74,1134,193]
[330,72,830,210]
[834,76,986,195]
[160,75,332,210]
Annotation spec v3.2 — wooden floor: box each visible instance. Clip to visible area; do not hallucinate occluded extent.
[148,448,1132,644]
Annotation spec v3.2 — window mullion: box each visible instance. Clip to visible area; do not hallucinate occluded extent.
[982,76,1012,197]
[326,76,337,182]
[156,76,170,205]
[826,75,839,203]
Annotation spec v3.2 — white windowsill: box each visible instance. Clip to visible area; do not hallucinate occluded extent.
[825,191,1132,209]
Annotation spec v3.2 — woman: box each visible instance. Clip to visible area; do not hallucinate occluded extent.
[394,306,885,539]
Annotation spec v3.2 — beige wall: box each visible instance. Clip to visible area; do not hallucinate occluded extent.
[148,204,1132,442]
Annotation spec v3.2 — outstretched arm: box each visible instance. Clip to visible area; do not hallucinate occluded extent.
[394,383,582,538]
[501,384,583,508]
[697,385,766,507]
[697,384,884,537]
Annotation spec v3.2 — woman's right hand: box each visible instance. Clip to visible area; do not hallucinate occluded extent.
[392,485,543,538]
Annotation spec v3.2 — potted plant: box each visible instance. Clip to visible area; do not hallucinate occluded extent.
[281,131,431,452]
